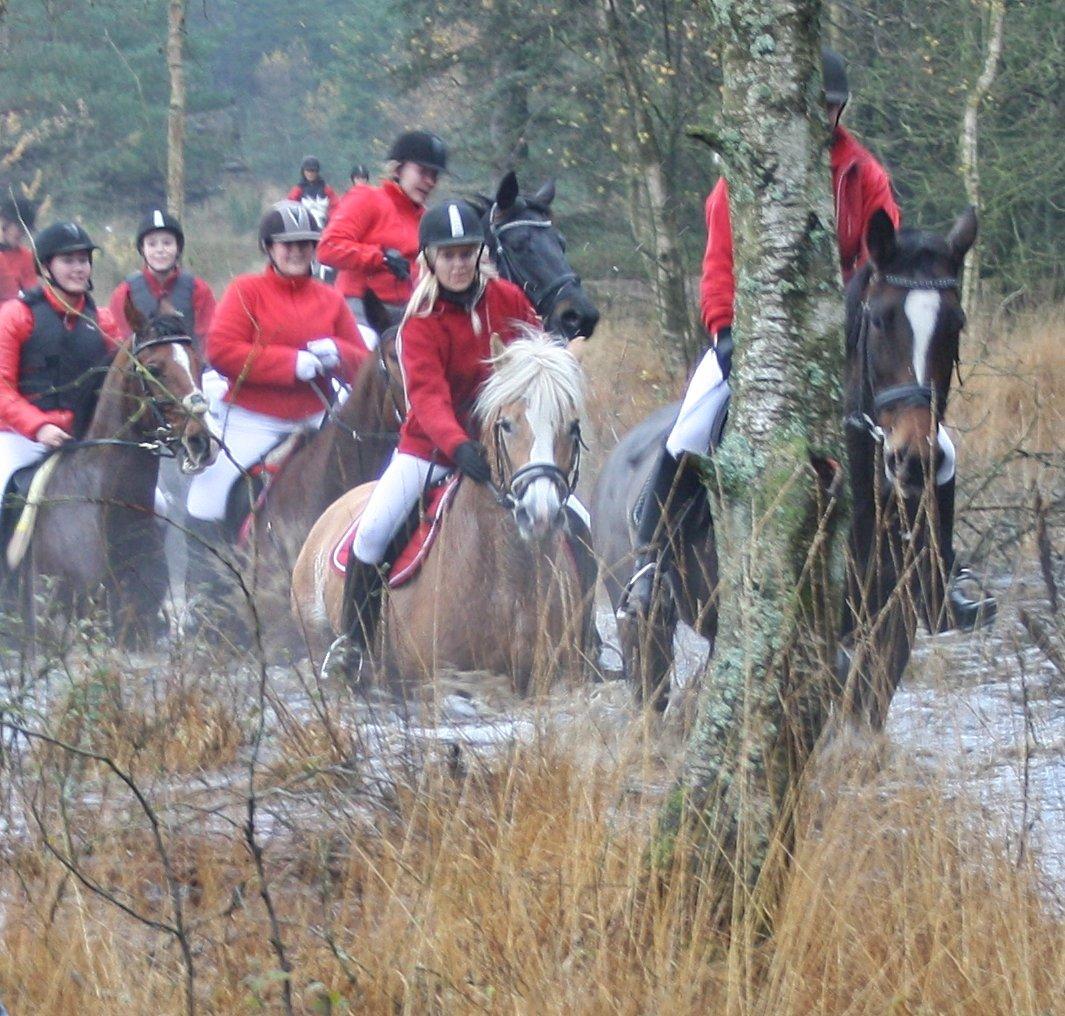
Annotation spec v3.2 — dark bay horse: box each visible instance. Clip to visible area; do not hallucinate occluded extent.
[592,405,718,710]
[14,305,214,641]
[839,207,978,728]
[292,332,592,692]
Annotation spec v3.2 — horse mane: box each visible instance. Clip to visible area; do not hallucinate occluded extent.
[474,326,585,430]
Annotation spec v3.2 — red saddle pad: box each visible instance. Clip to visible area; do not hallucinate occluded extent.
[330,475,462,589]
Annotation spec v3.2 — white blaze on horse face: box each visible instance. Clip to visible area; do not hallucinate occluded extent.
[169,342,198,394]
[904,290,941,387]
[522,398,563,535]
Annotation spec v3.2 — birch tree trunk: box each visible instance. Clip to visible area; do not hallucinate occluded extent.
[166,0,187,221]
[671,0,847,945]
[959,0,1006,316]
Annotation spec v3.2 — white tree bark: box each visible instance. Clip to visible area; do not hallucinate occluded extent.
[959,0,1006,315]
[670,0,846,940]
[166,0,187,221]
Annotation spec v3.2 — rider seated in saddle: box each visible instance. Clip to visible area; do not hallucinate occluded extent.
[625,47,994,632]
[288,155,341,226]
[0,222,119,507]
[342,199,540,654]
[317,130,448,350]
[108,209,216,347]
[183,201,368,593]
[0,197,38,304]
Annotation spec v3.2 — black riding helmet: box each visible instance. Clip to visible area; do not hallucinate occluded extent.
[257,200,322,252]
[136,208,185,254]
[418,201,483,252]
[389,130,448,174]
[350,163,370,183]
[33,221,98,270]
[0,196,37,232]
[301,155,321,173]
[822,47,850,109]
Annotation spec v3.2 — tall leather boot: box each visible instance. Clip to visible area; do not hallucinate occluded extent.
[618,446,682,618]
[340,554,386,652]
[931,476,996,632]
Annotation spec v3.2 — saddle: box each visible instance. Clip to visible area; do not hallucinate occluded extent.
[229,430,313,545]
[331,476,462,589]
[1,456,60,569]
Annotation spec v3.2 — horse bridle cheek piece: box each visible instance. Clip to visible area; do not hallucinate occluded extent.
[847,272,960,444]
[488,204,580,321]
[489,417,585,515]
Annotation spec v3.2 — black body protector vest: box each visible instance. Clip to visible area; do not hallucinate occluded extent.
[18,288,111,438]
[126,270,196,335]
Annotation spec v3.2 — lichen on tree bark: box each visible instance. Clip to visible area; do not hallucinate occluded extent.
[674,0,848,932]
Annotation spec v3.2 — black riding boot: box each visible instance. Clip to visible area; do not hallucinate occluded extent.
[619,446,682,618]
[340,553,386,651]
[183,517,232,636]
[931,476,996,632]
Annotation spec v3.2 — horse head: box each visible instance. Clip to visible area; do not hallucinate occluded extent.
[122,294,216,474]
[848,207,976,497]
[475,328,586,541]
[472,171,600,341]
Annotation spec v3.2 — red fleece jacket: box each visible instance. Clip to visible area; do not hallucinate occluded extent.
[316,180,423,303]
[397,278,539,463]
[0,287,119,438]
[207,265,368,419]
[107,268,217,343]
[0,246,36,303]
[699,126,901,335]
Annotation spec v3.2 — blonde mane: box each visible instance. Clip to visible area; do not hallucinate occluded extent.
[474,325,585,431]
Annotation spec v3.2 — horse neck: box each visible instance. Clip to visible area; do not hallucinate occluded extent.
[341,354,397,435]
[85,363,143,441]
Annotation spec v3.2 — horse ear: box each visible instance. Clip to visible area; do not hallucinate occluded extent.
[865,208,897,270]
[124,292,147,338]
[490,333,506,360]
[362,288,393,337]
[532,179,555,207]
[946,206,978,263]
[495,171,519,213]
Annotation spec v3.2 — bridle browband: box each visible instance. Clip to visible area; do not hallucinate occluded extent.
[488,416,585,515]
[847,272,960,442]
[487,204,580,320]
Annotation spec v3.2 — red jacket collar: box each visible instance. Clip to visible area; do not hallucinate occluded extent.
[831,125,865,174]
[262,263,314,291]
[42,284,87,319]
[140,266,182,296]
[381,179,422,216]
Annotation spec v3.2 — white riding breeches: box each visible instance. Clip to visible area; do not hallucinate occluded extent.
[0,431,46,499]
[665,344,732,458]
[186,403,324,522]
[345,297,381,351]
[353,451,452,565]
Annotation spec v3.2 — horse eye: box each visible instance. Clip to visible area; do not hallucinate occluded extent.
[498,418,514,434]
[148,364,164,379]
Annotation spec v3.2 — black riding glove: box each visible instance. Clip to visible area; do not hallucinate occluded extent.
[382,248,411,281]
[454,441,491,484]
[713,326,734,381]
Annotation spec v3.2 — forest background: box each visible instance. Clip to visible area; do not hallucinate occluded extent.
[1,0,1060,346]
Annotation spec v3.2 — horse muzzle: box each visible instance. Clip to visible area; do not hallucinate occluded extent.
[180,429,217,475]
[508,461,570,540]
[548,291,600,341]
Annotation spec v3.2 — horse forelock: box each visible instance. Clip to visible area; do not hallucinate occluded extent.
[147,312,190,338]
[475,326,585,431]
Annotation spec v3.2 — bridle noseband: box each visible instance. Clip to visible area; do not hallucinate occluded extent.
[489,416,584,515]
[847,273,960,443]
[487,204,580,321]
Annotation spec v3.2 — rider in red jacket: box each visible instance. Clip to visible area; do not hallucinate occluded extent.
[0,221,119,499]
[342,199,539,658]
[108,209,216,344]
[286,156,340,224]
[317,130,448,346]
[0,198,38,303]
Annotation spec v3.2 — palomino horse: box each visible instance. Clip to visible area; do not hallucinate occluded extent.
[292,331,591,692]
[471,171,600,341]
[839,207,978,729]
[592,405,718,711]
[13,304,213,641]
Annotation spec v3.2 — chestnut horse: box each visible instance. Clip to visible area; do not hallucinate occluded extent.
[13,305,214,642]
[291,331,591,692]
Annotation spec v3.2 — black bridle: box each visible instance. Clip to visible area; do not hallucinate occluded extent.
[847,273,960,443]
[488,417,585,514]
[60,332,208,458]
[487,205,581,321]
